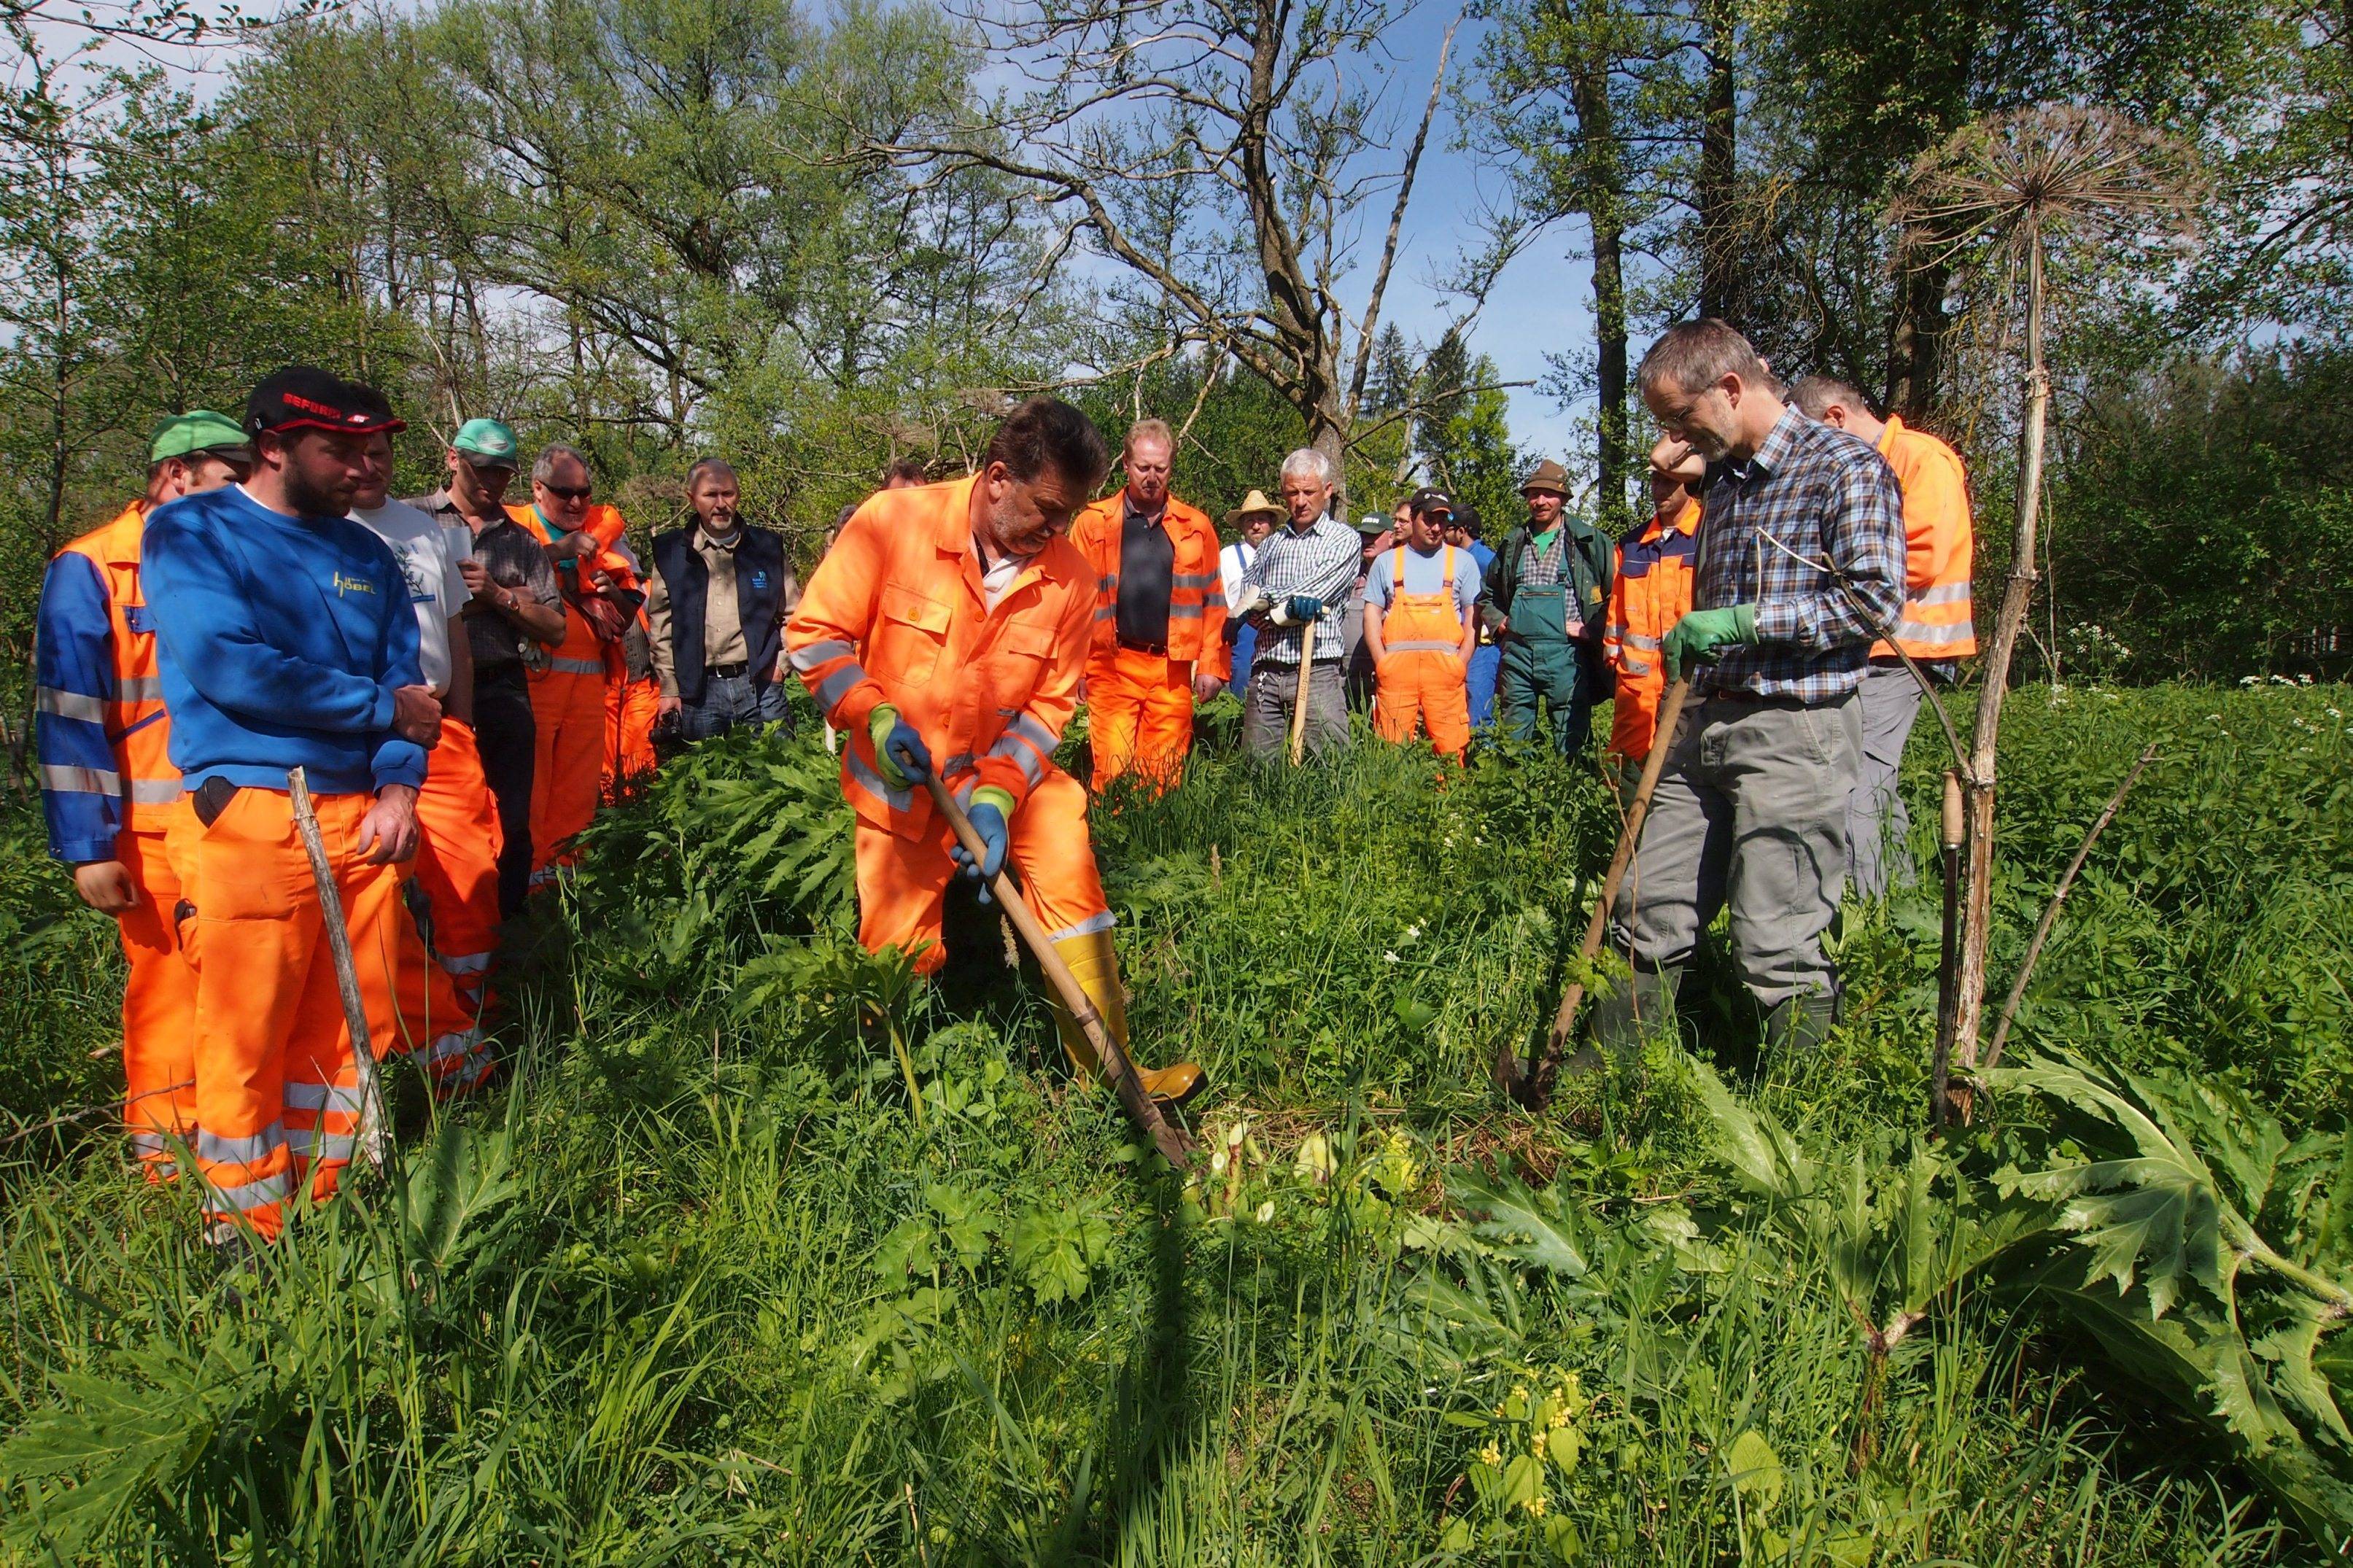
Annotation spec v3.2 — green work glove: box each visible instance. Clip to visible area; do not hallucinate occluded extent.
[867,704,933,790]
[1662,604,1759,683]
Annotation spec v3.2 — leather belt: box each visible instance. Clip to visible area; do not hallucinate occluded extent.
[705,661,751,678]
[1116,635,1169,656]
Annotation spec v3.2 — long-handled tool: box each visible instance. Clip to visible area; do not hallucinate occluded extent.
[1500,677,1692,1109]
[1928,770,1965,1126]
[287,767,393,1170]
[919,773,1195,1168]
[1287,620,1317,766]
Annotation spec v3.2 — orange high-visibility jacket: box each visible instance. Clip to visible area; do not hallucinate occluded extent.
[1875,415,1977,661]
[1069,490,1229,678]
[786,476,1093,842]
[1602,494,1700,766]
[505,502,640,680]
[50,503,180,831]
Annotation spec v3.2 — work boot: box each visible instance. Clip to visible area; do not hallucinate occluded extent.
[1763,989,1839,1057]
[1587,964,1682,1060]
[1050,930,1206,1106]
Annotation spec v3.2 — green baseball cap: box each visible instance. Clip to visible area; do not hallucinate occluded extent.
[451,417,519,469]
[149,410,254,465]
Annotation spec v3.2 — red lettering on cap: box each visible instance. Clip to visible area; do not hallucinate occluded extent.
[283,392,342,416]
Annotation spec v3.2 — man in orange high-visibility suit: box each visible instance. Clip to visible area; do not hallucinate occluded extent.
[146,367,441,1244]
[786,397,1203,1104]
[1069,419,1227,793]
[600,530,662,799]
[36,411,252,1177]
[1362,488,1482,760]
[505,443,643,884]
[351,420,498,1095]
[1602,438,1706,797]
[1791,376,1977,899]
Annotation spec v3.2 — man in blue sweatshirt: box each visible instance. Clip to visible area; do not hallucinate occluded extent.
[144,365,441,1243]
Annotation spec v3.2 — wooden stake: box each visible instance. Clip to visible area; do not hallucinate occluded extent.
[919,775,1194,1168]
[1288,621,1317,765]
[287,767,392,1169]
[1510,678,1692,1108]
[1931,770,1966,1126]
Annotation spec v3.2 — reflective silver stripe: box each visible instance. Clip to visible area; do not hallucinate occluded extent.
[1915,581,1972,606]
[437,951,493,974]
[284,1082,365,1114]
[1171,572,1218,589]
[426,1028,481,1065]
[939,752,977,778]
[1893,619,1975,647]
[550,656,603,675]
[813,663,866,713]
[286,1128,357,1161]
[1169,605,1204,620]
[985,735,1047,788]
[1093,605,1117,622]
[129,1130,169,1154]
[844,748,914,814]
[1387,640,1461,653]
[206,1169,292,1214]
[1622,632,1662,651]
[118,675,167,701]
[36,686,108,723]
[39,763,121,795]
[1097,575,1117,594]
[1044,911,1117,942]
[1623,658,1653,677]
[1605,624,1629,641]
[128,779,181,804]
[1007,713,1061,755]
[198,1122,285,1166]
[788,638,856,672]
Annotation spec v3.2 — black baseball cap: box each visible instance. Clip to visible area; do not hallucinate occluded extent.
[1452,502,1482,536]
[1409,486,1455,518]
[245,365,406,439]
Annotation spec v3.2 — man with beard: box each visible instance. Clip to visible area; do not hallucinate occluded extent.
[144,367,438,1243]
[786,397,1202,1103]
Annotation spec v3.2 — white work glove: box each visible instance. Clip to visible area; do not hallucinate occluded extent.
[1232,583,1269,618]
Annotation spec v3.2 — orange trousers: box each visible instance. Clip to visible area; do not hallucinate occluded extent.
[412,718,501,1017]
[603,672,660,799]
[1373,651,1472,759]
[166,789,404,1241]
[1087,647,1194,793]
[853,768,1112,974]
[529,665,606,880]
[114,826,197,1176]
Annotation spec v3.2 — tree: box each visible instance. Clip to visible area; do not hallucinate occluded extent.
[868,0,1461,486]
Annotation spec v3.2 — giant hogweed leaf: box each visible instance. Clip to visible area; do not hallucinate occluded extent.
[2254,1300,2353,1449]
[1689,1060,1813,1202]
[1449,1168,1589,1276]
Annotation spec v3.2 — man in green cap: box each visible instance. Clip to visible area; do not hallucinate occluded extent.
[411,418,565,915]
[34,410,251,1178]
[1479,458,1613,756]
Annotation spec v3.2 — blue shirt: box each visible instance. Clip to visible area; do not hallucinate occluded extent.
[1362,545,1482,616]
[142,486,427,795]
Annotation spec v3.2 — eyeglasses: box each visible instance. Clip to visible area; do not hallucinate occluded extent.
[538,483,592,501]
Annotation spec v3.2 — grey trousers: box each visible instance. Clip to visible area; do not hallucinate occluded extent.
[1845,662,1921,900]
[1610,691,1862,1009]
[1241,659,1349,759]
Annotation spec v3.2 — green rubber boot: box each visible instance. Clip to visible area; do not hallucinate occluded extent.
[1587,964,1682,1062]
[1763,989,1838,1057]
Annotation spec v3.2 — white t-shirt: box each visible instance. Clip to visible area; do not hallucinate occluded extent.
[974,536,1031,610]
[1220,540,1257,604]
[352,500,472,691]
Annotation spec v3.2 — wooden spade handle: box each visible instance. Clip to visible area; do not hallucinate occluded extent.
[1288,620,1317,765]
[920,775,1194,1168]
[288,767,392,1169]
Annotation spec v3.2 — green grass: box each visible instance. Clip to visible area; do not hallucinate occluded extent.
[1,680,2347,1563]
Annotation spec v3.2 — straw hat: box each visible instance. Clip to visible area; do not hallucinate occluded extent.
[1224,489,1283,526]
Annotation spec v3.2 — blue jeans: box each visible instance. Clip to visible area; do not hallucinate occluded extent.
[678,671,792,742]
[1467,643,1500,727]
[1226,622,1258,696]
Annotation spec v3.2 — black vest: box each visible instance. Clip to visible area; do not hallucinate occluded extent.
[651,524,787,705]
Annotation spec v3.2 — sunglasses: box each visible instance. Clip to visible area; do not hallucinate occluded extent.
[538,482,592,502]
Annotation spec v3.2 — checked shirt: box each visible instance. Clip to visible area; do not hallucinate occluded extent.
[1694,407,1907,704]
[1242,514,1362,666]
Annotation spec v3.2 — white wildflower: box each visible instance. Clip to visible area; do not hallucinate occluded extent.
[1254,1200,1276,1224]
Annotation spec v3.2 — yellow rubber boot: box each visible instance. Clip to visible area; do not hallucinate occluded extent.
[1049,930,1204,1106]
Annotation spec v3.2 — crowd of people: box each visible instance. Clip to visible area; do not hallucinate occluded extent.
[34,315,1974,1245]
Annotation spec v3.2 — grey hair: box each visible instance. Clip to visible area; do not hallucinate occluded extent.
[686,457,738,491]
[532,443,592,485]
[1279,447,1335,486]
[1636,319,1769,399]
[1789,374,1872,421]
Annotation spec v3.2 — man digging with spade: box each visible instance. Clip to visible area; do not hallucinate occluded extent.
[785,397,1203,1105]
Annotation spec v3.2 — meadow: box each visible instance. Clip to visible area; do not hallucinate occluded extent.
[1,679,2349,1565]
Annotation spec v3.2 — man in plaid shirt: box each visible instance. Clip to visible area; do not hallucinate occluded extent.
[1233,449,1361,758]
[1594,319,1906,1059]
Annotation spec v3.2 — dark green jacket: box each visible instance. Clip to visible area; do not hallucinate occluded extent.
[1477,516,1613,643]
